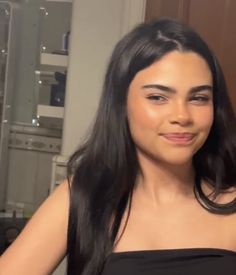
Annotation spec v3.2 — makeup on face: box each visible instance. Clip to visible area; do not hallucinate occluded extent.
[126,51,214,165]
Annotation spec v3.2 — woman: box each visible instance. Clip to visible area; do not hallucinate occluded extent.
[1,18,236,275]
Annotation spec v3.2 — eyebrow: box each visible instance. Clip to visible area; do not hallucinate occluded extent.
[141,84,213,94]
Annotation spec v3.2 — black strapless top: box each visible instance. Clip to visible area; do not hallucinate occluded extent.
[101,248,236,275]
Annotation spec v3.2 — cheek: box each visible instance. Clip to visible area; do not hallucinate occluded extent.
[195,107,214,132]
[127,101,162,132]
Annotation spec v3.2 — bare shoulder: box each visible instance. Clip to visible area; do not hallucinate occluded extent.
[0,180,70,275]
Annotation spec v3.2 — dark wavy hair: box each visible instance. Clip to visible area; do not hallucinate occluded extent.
[66,18,236,275]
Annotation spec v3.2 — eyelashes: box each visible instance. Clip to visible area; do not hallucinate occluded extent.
[146,95,167,102]
[146,94,212,105]
[190,95,210,102]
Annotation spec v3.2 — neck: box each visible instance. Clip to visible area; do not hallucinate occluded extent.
[135,154,195,206]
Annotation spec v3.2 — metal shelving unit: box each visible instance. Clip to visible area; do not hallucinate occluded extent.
[0,2,18,209]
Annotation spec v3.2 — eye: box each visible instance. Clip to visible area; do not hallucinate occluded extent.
[190,95,211,104]
[146,95,167,103]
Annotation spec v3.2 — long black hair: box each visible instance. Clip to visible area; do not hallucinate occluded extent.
[66,18,236,275]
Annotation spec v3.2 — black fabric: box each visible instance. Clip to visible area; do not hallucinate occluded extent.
[101,248,236,275]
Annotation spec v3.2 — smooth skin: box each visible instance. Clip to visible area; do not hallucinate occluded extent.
[127,50,214,168]
[0,51,236,274]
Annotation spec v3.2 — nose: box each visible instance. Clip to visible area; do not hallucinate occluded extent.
[169,101,192,126]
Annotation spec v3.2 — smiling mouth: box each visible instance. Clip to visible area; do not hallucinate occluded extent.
[160,133,196,145]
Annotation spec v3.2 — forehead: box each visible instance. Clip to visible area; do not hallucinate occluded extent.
[130,51,213,89]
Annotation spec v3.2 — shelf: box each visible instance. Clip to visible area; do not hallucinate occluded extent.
[35,70,55,77]
[40,53,68,67]
[37,105,64,118]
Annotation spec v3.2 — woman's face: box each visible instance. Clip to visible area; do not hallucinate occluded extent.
[127,50,213,166]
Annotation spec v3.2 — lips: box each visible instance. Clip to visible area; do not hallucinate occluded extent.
[160,133,196,144]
